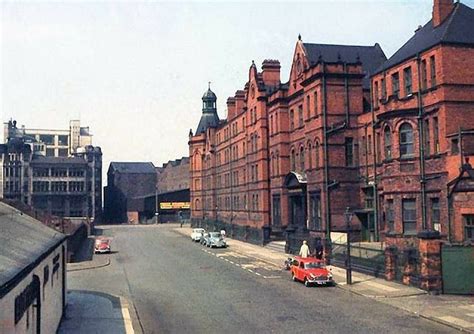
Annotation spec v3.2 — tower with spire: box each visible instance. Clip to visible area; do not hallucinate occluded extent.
[196,83,219,135]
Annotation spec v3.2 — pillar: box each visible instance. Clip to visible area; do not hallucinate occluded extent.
[385,245,397,281]
[418,230,442,294]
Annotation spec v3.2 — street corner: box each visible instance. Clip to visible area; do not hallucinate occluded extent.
[59,290,138,334]
[67,255,111,272]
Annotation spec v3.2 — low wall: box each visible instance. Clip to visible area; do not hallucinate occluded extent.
[66,223,88,262]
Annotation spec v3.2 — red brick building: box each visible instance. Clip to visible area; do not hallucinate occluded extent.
[189,0,474,249]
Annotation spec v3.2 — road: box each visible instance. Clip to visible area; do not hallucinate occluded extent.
[67,224,456,334]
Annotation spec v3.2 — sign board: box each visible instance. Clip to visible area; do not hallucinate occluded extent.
[160,202,190,210]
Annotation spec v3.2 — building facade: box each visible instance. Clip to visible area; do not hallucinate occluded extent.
[103,162,157,224]
[0,121,102,221]
[156,157,190,194]
[189,0,474,248]
[4,119,93,157]
[0,202,67,334]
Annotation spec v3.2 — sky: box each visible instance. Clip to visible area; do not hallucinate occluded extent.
[2,0,474,184]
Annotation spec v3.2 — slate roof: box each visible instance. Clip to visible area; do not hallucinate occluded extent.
[0,202,66,294]
[375,2,474,74]
[110,162,156,174]
[303,43,387,88]
[196,113,220,135]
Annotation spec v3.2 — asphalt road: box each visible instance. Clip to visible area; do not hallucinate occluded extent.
[68,224,456,334]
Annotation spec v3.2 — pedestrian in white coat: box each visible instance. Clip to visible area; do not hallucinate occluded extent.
[299,240,310,258]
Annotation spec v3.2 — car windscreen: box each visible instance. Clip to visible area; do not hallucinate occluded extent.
[209,232,221,238]
[305,262,324,269]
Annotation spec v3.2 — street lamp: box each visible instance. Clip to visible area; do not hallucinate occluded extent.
[345,207,354,285]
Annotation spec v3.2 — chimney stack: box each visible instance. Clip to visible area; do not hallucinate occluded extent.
[432,0,454,28]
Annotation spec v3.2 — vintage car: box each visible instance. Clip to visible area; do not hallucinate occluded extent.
[94,237,111,254]
[191,228,206,242]
[290,256,334,287]
[202,232,227,248]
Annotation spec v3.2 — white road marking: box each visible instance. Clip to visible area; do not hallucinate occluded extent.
[121,307,134,334]
[229,261,235,264]
[467,313,474,318]
[215,251,248,258]
[241,264,257,269]
[438,316,474,329]
[255,272,262,276]
[263,276,280,279]
[247,269,254,273]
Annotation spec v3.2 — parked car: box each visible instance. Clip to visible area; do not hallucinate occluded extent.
[290,256,334,287]
[94,237,111,254]
[191,228,206,242]
[202,232,227,248]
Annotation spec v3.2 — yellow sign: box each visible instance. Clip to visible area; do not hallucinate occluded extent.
[160,202,190,210]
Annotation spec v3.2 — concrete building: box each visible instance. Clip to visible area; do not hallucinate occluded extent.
[4,120,93,158]
[189,0,474,250]
[0,121,103,221]
[0,202,67,334]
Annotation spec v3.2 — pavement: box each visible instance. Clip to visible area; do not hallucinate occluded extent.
[177,225,474,333]
[59,235,141,334]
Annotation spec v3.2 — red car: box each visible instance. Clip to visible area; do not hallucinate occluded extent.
[94,237,111,254]
[290,256,334,287]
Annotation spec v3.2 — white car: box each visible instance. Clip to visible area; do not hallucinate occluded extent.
[191,228,205,242]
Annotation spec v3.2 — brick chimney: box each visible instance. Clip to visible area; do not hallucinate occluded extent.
[432,0,454,27]
[261,59,281,87]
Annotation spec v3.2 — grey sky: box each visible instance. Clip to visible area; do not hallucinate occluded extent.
[2,1,473,181]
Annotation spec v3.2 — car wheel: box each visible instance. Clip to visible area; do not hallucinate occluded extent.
[291,273,297,282]
[304,278,311,287]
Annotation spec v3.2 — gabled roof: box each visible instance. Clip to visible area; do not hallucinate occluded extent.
[303,43,387,88]
[0,202,66,296]
[375,2,474,74]
[109,162,156,174]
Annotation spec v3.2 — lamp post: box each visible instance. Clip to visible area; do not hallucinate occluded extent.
[155,186,159,224]
[345,207,353,285]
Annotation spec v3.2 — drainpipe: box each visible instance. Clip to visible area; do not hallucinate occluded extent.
[364,125,369,181]
[416,54,428,230]
[447,183,452,243]
[322,61,331,241]
[344,63,350,127]
[265,101,272,239]
[369,79,379,242]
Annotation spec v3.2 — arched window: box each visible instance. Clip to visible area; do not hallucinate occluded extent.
[195,199,201,210]
[308,143,313,169]
[315,142,320,168]
[300,146,305,171]
[399,123,414,158]
[291,149,296,171]
[384,126,392,159]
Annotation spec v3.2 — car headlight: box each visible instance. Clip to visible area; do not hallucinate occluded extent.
[310,274,316,279]
[328,273,333,279]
